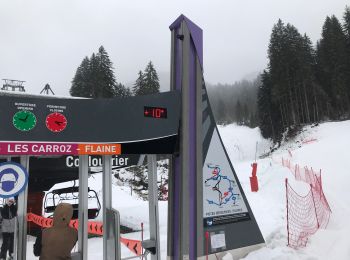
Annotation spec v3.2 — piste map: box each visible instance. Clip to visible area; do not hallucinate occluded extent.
[203,161,249,226]
[204,164,240,207]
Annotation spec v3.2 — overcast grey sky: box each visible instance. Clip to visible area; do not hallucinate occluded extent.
[0,0,348,95]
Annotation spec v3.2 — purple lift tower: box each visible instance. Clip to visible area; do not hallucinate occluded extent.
[168,15,265,260]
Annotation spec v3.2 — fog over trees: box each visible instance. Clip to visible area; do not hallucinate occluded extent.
[207,78,260,128]
[208,6,350,144]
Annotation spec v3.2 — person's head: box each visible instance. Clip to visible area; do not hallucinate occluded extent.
[6,197,15,206]
[53,203,73,228]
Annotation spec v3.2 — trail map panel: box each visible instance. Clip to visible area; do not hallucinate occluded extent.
[203,129,249,227]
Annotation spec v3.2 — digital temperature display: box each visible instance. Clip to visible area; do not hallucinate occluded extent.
[144,106,167,119]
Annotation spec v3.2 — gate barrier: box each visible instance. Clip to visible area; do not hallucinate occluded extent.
[27,213,142,256]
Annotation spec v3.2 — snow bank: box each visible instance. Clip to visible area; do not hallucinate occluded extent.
[219,120,350,260]
[218,124,272,162]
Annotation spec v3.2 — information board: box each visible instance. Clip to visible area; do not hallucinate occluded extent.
[0,91,180,154]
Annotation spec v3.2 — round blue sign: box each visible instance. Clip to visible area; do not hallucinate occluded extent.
[0,162,28,198]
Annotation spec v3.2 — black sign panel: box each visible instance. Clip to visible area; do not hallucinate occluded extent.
[0,91,180,154]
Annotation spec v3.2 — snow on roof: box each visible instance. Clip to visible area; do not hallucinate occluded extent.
[0,90,86,99]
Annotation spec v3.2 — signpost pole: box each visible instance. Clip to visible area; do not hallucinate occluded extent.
[78,155,88,260]
[147,155,160,260]
[15,155,29,260]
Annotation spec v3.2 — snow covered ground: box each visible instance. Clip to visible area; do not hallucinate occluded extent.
[224,121,350,260]
[26,120,350,259]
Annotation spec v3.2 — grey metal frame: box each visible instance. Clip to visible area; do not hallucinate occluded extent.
[180,22,191,260]
[78,155,89,260]
[105,208,121,260]
[147,155,160,260]
[103,155,112,260]
[103,155,121,260]
[15,155,30,260]
[195,45,204,258]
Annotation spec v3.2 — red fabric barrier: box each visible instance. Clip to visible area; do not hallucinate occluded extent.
[27,213,142,256]
[250,163,259,192]
[250,176,259,192]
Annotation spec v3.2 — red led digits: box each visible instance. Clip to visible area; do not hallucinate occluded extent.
[153,108,163,118]
[144,107,167,119]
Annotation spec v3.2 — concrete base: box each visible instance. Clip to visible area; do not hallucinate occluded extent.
[197,243,265,260]
[167,243,265,260]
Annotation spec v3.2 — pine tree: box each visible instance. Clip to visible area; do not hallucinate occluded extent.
[268,19,293,127]
[70,57,91,97]
[133,62,160,96]
[343,6,350,102]
[115,83,131,97]
[261,19,320,141]
[249,112,257,128]
[243,103,249,125]
[258,71,278,140]
[344,6,350,39]
[143,61,160,95]
[316,16,349,117]
[297,34,317,123]
[235,100,242,125]
[258,13,350,142]
[89,53,99,98]
[94,46,117,98]
[133,71,146,96]
[70,46,120,98]
[216,100,228,125]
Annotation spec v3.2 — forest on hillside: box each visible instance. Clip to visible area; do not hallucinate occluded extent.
[209,6,350,143]
[207,79,260,127]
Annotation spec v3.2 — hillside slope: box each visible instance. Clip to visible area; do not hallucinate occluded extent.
[220,121,350,260]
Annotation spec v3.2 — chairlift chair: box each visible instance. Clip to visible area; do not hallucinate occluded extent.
[43,185,101,219]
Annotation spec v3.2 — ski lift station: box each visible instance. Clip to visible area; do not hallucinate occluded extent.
[0,15,264,260]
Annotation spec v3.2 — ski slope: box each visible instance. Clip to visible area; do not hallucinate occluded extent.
[27,120,350,259]
[220,121,350,260]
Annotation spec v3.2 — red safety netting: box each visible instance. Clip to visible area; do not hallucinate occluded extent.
[282,158,331,248]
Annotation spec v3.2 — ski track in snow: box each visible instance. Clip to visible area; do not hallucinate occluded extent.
[26,121,350,259]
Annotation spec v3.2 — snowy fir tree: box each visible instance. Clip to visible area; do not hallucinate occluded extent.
[133,61,160,96]
[133,70,146,96]
[343,6,350,100]
[316,16,349,118]
[70,57,91,98]
[144,61,160,94]
[254,13,350,142]
[235,100,242,125]
[115,82,131,98]
[201,8,350,143]
[70,46,130,98]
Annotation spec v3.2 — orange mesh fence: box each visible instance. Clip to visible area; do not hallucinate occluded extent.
[27,213,142,256]
[281,158,331,248]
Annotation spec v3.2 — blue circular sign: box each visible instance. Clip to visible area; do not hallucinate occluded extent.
[0,162,28,198]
